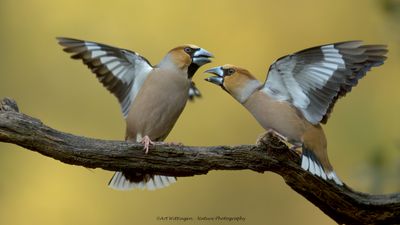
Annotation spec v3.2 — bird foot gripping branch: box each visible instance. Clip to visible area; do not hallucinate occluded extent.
[141,135,155,154]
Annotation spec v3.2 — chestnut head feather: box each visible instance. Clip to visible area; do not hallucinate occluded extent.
[165,45,213,78]
[205,64,261,103]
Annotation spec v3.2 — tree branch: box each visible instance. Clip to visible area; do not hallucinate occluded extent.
[0,97,399,225]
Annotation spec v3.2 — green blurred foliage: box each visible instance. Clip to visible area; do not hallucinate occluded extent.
[382,0,400,15]
[0,0,399,225]
[355,145,400,194]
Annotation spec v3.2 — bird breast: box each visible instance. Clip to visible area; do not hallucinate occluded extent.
[125,68,190,142]
[243,90,307,142]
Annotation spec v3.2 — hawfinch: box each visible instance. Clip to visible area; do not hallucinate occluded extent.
[58,37,213,190]
[205,41,387,185]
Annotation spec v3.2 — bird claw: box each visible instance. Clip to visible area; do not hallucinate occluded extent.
[141,135,155,154]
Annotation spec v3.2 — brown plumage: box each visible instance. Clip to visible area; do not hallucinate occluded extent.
[57,37,213,190]
[125,67,190,143]
[205,41,387,185]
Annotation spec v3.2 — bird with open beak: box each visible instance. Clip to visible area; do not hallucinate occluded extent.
[58,37,213,190]
[205,41,387,185]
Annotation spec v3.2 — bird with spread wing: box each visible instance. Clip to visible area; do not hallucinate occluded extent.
[58,37,213,190]
[205,41,387,185]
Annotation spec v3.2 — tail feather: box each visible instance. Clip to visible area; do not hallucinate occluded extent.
[108,171,177,191]
[327,171,342,185]
[301,148,343,186]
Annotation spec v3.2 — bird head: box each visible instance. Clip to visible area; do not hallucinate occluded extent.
[167,45,213,78]
[204,64,260,103]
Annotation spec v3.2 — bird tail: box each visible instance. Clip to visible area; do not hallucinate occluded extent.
[301,146,342,186]
[108,171,177,191]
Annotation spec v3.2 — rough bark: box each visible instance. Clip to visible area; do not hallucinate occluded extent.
[0,97,399,225]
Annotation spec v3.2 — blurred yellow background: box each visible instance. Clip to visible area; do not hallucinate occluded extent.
[1,0,400,224]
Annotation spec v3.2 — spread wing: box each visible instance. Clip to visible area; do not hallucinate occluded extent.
[262,41,387,124]
[57,37,153,118]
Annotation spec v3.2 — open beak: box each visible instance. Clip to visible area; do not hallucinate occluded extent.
[192,48,214,66]
[204,66,224,86]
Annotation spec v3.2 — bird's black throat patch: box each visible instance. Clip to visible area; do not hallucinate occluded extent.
[188,63,199,79]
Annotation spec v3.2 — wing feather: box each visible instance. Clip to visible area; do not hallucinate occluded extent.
[57,37,153,118]
[262,41,387,124]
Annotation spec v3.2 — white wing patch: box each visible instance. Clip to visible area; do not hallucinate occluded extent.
[321,45,345,66]
[262,67,290,102]
[86,44,101,50]
[90,50,107,58]
[282,71,310,108]
[112,66,125,77]
[100,56,117,64]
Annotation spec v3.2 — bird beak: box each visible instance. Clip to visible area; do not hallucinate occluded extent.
[192,48,214,66]
[204,66,224,86]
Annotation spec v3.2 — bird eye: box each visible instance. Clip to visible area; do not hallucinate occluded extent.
[227,68,235,75]
[184,47,192,53]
